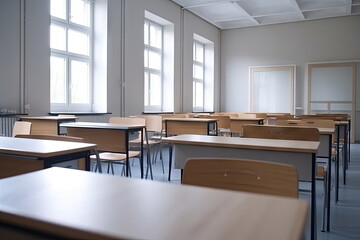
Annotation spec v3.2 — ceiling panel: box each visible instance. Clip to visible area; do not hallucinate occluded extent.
[255,12,305,25]
[236,0,298,16]
[190,2,249,22]
[171,0,360,29]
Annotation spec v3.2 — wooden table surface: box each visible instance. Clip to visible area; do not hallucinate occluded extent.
[162,134,319,153]
[0,167,308,240]
[0,136,95,158]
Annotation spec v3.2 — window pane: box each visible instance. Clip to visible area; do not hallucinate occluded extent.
[193,64,203,79]
[148,50,161,70]
[50,56,67,104]
[68,30,89,55]
[70,0,91,27]
[195,43,204,63]
[150,24,162,48]
[144,72,149,106]
[193,81,203,107]
[50,25,66,51]
[149,73,161,106]
[51,0,66,20]
[144,22,149,45]
[144,49,149,68]
[70,60,89,104]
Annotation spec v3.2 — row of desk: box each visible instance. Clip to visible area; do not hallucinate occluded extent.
[0,115,350,240]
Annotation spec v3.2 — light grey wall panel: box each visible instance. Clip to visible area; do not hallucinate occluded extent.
[25,0,50,115]
[0,0,21,112]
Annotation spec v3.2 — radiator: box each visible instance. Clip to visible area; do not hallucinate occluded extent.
[76,115,110,123]
[0,116,17,137]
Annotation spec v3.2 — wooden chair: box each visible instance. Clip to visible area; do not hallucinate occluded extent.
[12,121,32,137]
[108,117,149,177]
[183,158,299,198]
[243,124,328,231]
[137,115,164,174]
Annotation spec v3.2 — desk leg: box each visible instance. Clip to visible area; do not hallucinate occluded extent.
[168,144,173,181]
[326,137,332,231]
[311,153,317,240]
[335,126,340,203]
[343,125,347,185]
[85,154,90,171]
[140,130,144,179]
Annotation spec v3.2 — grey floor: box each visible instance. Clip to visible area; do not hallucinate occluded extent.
[92,143,360,240]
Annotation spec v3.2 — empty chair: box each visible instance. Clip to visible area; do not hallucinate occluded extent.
[106,117,147,177]
[183,158,299,198]
[12,121,32,137]
[137,115,164,174]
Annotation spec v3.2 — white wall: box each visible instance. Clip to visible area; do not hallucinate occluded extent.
[0,0,21,112]
[220,15,360,139]
[24,0,50,116]
[221,15,360,112]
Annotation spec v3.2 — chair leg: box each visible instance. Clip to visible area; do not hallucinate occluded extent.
[145,148,153,180]
[321,169,329,232]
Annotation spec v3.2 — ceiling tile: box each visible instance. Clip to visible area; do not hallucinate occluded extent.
[303,6,350,19]
[190,2,249,21]
[170,0,358,29]
[236,0,298,16]
[217,18,259,29]
[297,0,350,11]
[255,12,305,25]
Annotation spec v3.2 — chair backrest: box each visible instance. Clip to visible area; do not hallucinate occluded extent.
[160,113,189,119]
[15,134,83,142]
[12,121,32,137]
[183,158,299,198]
[243,125,319,141]
[109,117,145,125]
[237,113,257,118]
[217,112,239,118]
[137,115,162,133]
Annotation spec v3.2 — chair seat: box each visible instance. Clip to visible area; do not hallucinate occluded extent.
[90,151,140,162]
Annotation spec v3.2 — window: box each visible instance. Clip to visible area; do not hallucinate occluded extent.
[50,0,93,112]
[249,65,295,114]
[193,41,205,111]
[144,20,163,112]
[192,34,214,113]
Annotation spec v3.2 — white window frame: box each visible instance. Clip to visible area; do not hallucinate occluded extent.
[144,19,163,112]
[193,40,205,112]
[50,0,93,112]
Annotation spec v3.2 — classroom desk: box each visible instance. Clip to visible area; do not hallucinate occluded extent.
[164,118,218,137]
[19,116,77,135]
[0,136,95,178]
[0,167,308,240]
[230,117,264,135]
[60,122,145,178]
[163,134,319,240]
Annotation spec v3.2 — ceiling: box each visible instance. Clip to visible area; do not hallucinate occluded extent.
[171,0,360,29]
